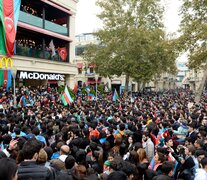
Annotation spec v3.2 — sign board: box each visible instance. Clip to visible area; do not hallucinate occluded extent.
[0,57,13,68]
[19,71,65,81]
[112,80,121,84]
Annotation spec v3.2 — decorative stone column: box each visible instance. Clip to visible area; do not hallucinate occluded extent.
[65,74,75,89]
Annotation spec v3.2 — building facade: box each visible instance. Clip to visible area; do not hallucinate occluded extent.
[75,33,177,93]
[0,0,78,88]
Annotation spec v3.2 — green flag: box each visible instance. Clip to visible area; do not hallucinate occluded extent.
[0,70,4,86]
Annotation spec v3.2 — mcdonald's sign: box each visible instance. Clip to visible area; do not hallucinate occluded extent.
[0,57,13,68]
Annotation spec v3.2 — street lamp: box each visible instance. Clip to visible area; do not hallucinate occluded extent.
[11,69,17,108]
[94,74,99,100]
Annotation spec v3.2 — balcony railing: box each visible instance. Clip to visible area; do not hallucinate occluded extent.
[16,45,69,62]
[45,20,68,36]
[19,11,43,28]
[18,11,68,36]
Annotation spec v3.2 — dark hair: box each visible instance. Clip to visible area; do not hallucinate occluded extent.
[133,142,142,151]
[161,161,174,175]
[0,158,17,180]
[195,139,204,147]
[201,157,207,168]
[119,124,125,131]
[44,147,53,160]
[32,127,40,136]
[14,128,21,135]
[143,131,150,138]
[65,155,75,169]
[157,152,167,163]
[108,171,127,180]
[195,149,207,157]
[21,138,42,160]
[164,136,172,144]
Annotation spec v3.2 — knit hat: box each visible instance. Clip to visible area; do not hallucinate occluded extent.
[104,160,111,166]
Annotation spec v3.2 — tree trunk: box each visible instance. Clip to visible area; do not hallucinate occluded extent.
[195,65,207,103]
[124,74,130,93]
[137,81,141,91]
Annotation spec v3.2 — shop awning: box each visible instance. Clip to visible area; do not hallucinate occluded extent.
[87,78,101,84]
[77,63,83,69]
[48,80,58,84]
[89,64,95,68]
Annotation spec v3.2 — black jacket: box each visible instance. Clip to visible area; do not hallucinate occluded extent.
[18,161,55,180]
[187,131,197,143]
[153,174,173,180]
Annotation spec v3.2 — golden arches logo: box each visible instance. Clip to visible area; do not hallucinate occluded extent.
[0,57,13,68]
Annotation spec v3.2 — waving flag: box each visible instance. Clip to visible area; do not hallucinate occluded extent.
[57,47,68,61]
[49,40,56,57]
[61,86,73,106]
[88,93,95,101]
[73,83,78,93]
[112,89,118,101]
[0,70,12,91]
[0,0,21,56]
[18,95,26,107]
[86,86,90,92]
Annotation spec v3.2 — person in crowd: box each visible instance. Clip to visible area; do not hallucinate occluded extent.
[137,148,149,179]
[17,138,56,180]
[1,86,207,180]
[194,139,204,151]
[57,155,76,180]
[152,161,174,180]
[186,123,197,144]
[0,158,18,180]
[142,131,154,162]
[164,136,176,162]
[194,157,207,180]
[50,144,70,171]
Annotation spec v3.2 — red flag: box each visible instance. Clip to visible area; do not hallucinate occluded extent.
[3,70,8,88]
[77,97,81,105]
[73,84,78,93]
[57,47,68,61]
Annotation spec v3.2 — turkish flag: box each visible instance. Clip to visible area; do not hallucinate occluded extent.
[57,47,68,61]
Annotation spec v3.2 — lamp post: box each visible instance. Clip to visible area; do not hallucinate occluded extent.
[11,69,17,108]
[94,74,99,100]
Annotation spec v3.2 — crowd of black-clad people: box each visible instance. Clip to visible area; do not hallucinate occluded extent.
[0,86,207,180]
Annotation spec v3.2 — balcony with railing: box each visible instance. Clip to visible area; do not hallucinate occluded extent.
[16,28,69,63]
[19,0,69,36]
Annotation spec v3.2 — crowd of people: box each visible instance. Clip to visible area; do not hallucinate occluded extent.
[0,85,207,180]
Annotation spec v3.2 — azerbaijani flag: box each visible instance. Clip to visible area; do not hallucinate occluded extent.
[0,0,21,57]
[18,95,26,107]
[88,93,95,101]
[61,86,73,106]
[86,86,90,92]
[112,89,119,101]
[0,70,12,91]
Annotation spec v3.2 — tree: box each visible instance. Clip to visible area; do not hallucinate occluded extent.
[178,0,207,102]
[83,0,177,92]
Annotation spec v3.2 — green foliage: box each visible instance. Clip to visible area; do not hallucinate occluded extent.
[81,88,88,95]
[178,0,207,70]
[98,84,105,94]
[90,89,96,96]
[58,85,65,93]
[83,0,178,89]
